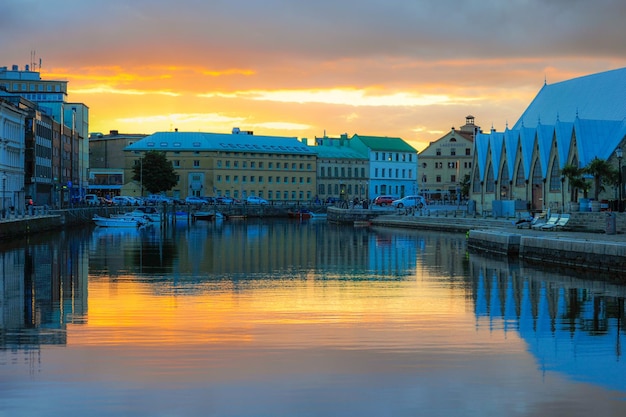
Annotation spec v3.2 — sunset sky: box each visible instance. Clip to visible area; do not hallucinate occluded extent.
[3,0,626,151]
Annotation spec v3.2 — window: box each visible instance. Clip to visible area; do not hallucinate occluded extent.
[321,167,325,177]
[251,161,255,168]
[234,175,239,183]
[225,175,230,182]
[465,148,471,156]
[225,161,230,168]
[422,162,427,168]
[284,163,288,169]
[234,161,239,168]
[242,176,247,183]
[436,149,441,156]
[193,160,200,167]
[436,175,441,183]
[217,160,222,168]
[269,162,273,169]
[451,174,456,182]
[217,175,222,182]
[173,160,180,167]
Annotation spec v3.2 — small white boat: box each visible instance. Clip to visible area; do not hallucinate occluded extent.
[93,214,146,228]
[112,207,162,223]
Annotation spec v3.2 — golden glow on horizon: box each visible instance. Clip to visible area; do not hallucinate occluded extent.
[199,88,478,107]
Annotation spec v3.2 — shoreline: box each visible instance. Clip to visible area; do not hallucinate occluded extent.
[369,213,626,278]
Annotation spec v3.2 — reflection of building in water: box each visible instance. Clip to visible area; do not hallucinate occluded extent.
[0,231,88,349]
[164,222,470,280]
[470,255,626,393]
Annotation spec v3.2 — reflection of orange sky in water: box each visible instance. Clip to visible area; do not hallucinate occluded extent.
[71,276,525,352]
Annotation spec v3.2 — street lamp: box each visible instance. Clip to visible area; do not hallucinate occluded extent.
[617,147,623,212]
[2,172,6,219]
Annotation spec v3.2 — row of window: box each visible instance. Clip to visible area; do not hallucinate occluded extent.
[170,160,318,169]
[4,82,63,92]
[373,168,413,179]
[319,166,366,178]
[374,152,414,162]
[435,148,471,156]
[216,175,312,184]
[215,189,313,200]
[423,161,472,169]
[317,184,367,195]
[422,175,457,183]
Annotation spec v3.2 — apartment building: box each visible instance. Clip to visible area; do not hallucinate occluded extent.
[418,116,478,202]
[313,134,369,202]
[350,134,418,199]
[125,128,317,202]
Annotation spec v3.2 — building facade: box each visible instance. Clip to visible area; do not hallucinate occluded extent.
[0,64,89,205]
[313,134,369,202]
[0,97,27,214]
[418,116,478,203]
[125,128,317,202]
[471,67,626,214]
[349,134,418,200]
[89,130,147,198]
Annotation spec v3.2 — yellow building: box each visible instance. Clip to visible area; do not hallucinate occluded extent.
[124,128,317,202]
[418,116,479,202]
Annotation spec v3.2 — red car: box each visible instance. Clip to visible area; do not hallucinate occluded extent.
[374,195,396,206]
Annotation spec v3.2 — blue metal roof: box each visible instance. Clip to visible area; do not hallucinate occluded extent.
[125,131,316,155]
[514,67,626,129]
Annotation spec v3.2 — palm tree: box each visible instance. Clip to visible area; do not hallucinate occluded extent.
[583,157,618,201]
[561,164,590,203]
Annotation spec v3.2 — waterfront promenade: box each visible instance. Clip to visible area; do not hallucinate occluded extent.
[368,209,626,277]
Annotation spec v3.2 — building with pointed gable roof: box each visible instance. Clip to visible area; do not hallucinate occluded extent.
[418,115,479,203]
[471,67,626,213]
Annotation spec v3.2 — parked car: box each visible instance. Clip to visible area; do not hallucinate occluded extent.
[391,195,427,209]
[84,194,100,206]
[374,195,397,206]
[216,196,234,204]
[185,196,207,205]
[111,196,135,206]
[146,194,173,205]
[246,196,268,205]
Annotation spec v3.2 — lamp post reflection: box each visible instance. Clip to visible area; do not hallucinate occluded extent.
[617,147,623,212]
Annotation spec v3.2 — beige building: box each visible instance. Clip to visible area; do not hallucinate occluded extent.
[89,130,147,197]
[418,116,479,202]
[125,128,317,202]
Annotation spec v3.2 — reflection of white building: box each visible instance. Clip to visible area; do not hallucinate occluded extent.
[0,97,27,213]
[472,256,626,393]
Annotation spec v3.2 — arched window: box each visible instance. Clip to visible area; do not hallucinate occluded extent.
[549,159,561,191]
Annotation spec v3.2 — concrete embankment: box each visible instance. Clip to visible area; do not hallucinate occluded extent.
[369,213,626,277]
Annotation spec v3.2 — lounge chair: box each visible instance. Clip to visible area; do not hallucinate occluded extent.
[542,214,570,231]
[537,214,560,230]
[518,212,546,229]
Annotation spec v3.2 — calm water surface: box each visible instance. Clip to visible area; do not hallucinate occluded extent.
[1,219,625,417]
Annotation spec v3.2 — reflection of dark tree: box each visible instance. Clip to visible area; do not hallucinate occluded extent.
[131,239,177,273]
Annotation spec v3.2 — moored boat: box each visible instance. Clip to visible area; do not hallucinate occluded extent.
[192,211,216,221]
[93,214,146,228]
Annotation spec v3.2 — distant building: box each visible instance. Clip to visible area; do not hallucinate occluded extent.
[0,64,90,204]
[313,134,369,202]
[125,128,317,201]
[418,116,478,202]
[349,134,418,199]
[472,66,626,213]
[88,130,147,198]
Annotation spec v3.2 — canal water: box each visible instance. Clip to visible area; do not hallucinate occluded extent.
[1,219,625,417]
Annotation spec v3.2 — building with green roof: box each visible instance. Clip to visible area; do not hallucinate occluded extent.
[350,134,418,199]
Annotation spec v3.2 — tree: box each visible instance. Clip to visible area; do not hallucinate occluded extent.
[459,173,471,200]
[583,157,618,201]
[561,164,589,203]
[132,151,178,195]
